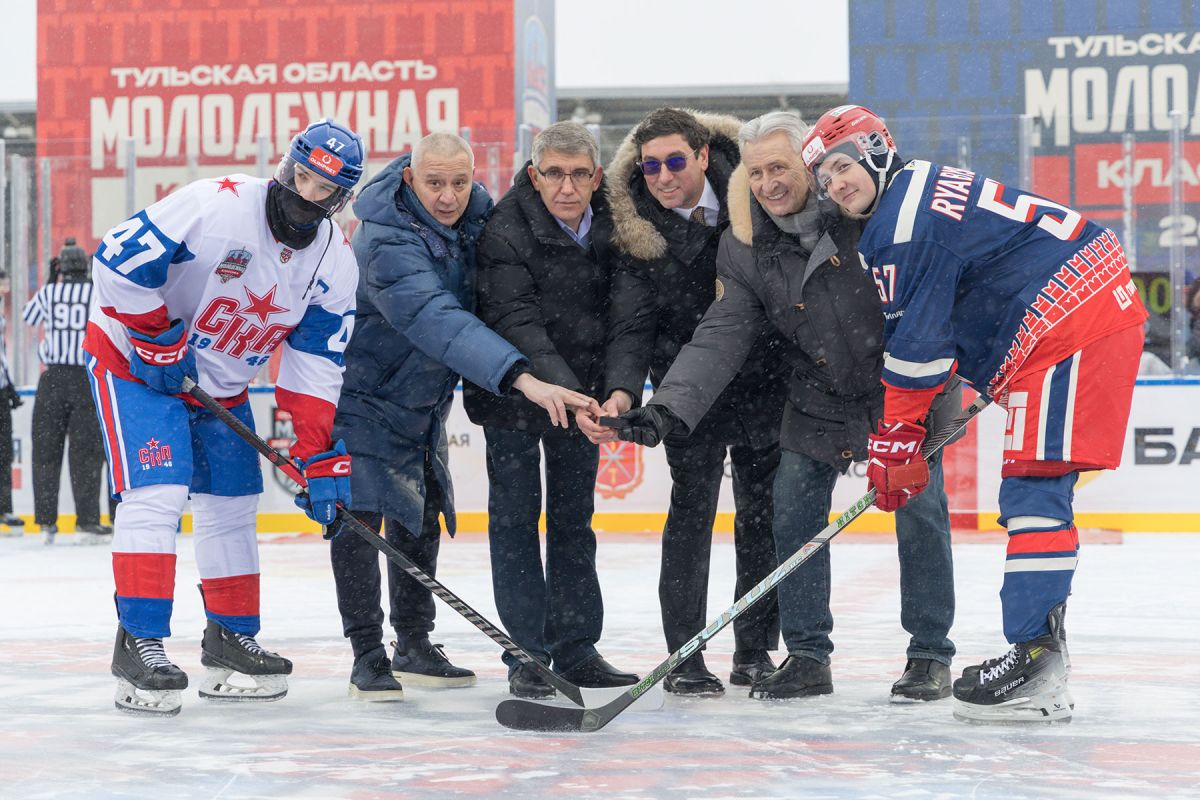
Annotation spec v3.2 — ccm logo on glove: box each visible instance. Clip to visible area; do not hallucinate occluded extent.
[132,342,188,365]
[868,438,921,456]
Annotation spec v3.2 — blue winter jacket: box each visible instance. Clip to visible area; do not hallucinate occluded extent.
[334,153,523,535]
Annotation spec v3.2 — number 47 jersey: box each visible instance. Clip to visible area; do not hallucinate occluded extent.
[83,175,358,458]
[858,160,1148,402]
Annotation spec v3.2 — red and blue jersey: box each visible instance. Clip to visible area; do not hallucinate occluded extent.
[857,160,1147,424]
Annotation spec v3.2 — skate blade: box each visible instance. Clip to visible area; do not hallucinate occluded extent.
[348,684,404,702]
[952,691,1074,724]
[392,670,476,689]
[580,683,666,711]
[198,667,288,702]
[114,679,182,716]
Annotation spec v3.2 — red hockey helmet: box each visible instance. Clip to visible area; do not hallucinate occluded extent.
[801,105,898,213]
[801,105,895,173]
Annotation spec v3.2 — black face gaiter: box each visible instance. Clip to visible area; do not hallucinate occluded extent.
[266,182,326,249]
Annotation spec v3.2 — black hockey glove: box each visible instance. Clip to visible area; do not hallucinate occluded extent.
[599,404,682,448]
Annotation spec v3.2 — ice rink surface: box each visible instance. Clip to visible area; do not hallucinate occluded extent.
[2,529,1198,799]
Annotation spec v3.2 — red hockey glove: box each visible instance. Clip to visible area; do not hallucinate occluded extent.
[866,420,929,513]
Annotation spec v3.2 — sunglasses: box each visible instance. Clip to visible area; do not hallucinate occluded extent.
[636,149,699,176]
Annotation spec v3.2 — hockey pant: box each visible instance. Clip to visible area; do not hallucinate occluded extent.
[87,360,264,639]
[993,325,1141,643]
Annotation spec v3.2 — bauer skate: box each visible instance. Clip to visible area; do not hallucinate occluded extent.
[198,619,292,702]
[952,603,1073,723]
[112,625,188,716]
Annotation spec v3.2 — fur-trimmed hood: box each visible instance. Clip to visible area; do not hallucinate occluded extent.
[725,162,843,250]
[605,110,744,261]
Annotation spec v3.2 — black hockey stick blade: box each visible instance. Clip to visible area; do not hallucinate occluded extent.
[495,396,989,732]
[181,377,588,708]
[495,698,597,733]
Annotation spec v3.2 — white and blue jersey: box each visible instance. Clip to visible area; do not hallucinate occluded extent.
[858,160,1146,412]
[83,175,358,462]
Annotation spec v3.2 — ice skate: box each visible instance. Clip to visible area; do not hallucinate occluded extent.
[198,619,292,702]
[75,522,114,546]
[111,624,188,716]
[41,524,56,546]
[0,513,24,537]
[952,603,1073,723]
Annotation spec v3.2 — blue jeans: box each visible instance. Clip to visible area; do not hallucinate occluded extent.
[484,426,602,675]
[772,448,955,666]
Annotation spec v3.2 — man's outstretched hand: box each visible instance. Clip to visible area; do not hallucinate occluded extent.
[598,405,680,447]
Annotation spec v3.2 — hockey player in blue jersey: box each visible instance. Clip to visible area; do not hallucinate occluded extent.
[802,105,1147,722]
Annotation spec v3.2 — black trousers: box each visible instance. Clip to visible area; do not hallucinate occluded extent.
[0,403,13,515]
[32,366,104,527]
[484,426,602,674]
[328,461,442,660]
[660,437,781,657]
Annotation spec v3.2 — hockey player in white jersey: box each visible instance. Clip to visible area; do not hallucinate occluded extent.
[84,119,365,715]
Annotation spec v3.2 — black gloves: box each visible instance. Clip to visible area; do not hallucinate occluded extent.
[1,384,21,410]
[600,404,682,447]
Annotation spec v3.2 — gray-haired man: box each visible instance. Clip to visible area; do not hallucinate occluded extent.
[464,122,645,698]
[602,111,961,703]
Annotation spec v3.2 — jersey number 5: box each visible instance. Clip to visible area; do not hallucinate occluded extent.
[976,179,1085,241]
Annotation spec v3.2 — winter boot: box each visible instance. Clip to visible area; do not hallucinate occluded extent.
[663,652,725,696]
[509,662,555,699]
[952,603,1073,723]
[391,638,476,688]
[729,649,777,687]
[112,624,188,716]
[350,647,404,701]
[748,655,832,700]
[890,658,952,702]
[199,619,292,701]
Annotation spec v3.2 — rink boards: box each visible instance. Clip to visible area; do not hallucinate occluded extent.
[10,378,1198,535]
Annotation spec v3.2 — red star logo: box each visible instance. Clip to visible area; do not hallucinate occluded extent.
[215,177,242,196]
[239,285,288,325]
[146,438,160,449]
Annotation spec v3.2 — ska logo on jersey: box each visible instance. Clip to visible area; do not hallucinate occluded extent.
[138,437,173,470]
[192,285,292,361]
[280,247,293,264]
[216,248,253,283]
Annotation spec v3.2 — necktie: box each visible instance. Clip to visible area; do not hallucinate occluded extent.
[690,206,707,226]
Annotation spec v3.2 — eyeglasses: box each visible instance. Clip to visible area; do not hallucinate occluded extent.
[535,167,596,185]
[636,150,699,176]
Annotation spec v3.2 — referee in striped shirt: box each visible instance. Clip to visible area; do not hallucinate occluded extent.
[22,239,111,543]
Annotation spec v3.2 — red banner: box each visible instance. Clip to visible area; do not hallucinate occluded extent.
[37,0,518,250]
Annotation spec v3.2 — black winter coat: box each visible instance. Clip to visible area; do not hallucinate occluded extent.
[605,112,786,450]
[463,162,648,433]
[649,166,961,472]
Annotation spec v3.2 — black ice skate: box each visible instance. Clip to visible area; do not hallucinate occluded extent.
[112,624,188,716]
[952,603,1073,723]
[199,619,292,702]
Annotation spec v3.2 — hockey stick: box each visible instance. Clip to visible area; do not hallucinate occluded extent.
[181,377,588,707]
[495,395,990,732]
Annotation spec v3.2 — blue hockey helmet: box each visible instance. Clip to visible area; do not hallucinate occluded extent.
[275,119,366,216]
